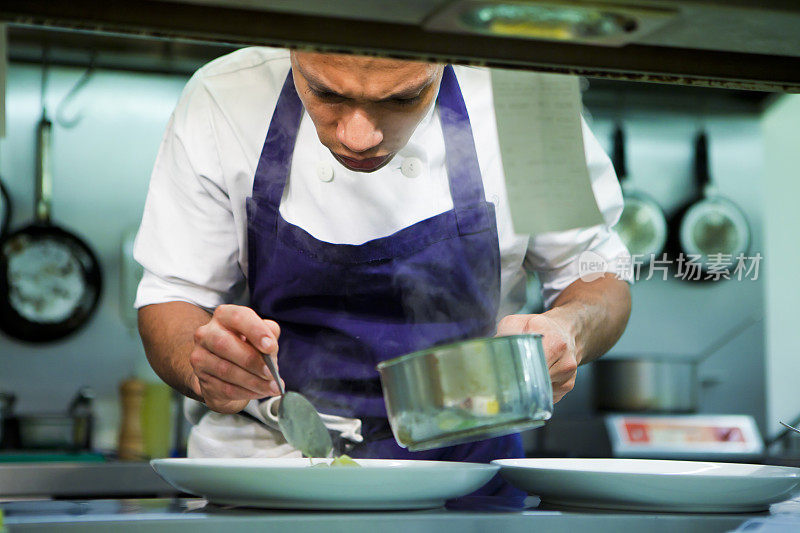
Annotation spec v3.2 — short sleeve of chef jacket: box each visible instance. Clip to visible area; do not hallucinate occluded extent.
[133,63,255,311]
[524,118,633,309]
[134,49,631,313]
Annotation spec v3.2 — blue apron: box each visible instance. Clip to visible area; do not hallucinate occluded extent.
[246,65,524,505]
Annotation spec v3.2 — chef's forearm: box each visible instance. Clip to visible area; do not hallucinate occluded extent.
[138,301,211,401]
[544,273,631,366]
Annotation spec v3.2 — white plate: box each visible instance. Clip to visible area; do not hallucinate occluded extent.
[492,458,800,513]
[151,458,498,510]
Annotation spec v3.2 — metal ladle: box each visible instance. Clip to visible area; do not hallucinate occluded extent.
[262,354,333,458]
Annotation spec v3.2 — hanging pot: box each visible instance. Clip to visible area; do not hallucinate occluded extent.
[668,130,750,278]
[611,124,667,266]
[0,117,102,342]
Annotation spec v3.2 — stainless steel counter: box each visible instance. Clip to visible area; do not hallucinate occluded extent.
[0,462,178,498]
[3,497,800,533]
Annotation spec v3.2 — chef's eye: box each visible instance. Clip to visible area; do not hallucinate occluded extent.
[312,89,345,103]
[390,96,419,106]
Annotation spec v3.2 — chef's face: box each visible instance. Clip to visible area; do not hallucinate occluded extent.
[291,51,443,173]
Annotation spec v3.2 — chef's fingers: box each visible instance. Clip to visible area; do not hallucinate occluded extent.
[214,304,279,356]
[544,338,565,369]
[495,314,528,336]
[548,354,577,403]
[549,356,577,384]
[193,324,281,393]
[188,373,203,400]
[197,370,268,402]
[553,388,570,404]
[551,376,573,404]
[263,319,280,339]
[190,344,281,397]
[205,305,279,368]
[235,333,283,389]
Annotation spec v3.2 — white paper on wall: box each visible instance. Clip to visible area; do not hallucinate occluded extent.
[491,69,603,234]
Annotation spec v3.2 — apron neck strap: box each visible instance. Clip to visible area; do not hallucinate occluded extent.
[252,69,304,205]
[437,65,492,234]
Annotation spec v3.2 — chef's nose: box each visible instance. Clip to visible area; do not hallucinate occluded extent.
[337,109,383,153]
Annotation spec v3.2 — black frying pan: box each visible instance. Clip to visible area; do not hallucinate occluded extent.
[0,176,11,238]
[668,130,750,279]
[611,123,667,266]
[0,117,102,342]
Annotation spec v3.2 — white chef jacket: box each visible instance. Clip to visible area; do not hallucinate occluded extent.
[134,47,630,317]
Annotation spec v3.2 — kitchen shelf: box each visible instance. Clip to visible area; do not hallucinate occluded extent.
[2,1,800,91]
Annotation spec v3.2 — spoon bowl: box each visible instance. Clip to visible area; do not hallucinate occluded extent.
[263,354,332,458]
[278,391,333,458]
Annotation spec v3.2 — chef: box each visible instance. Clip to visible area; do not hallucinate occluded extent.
[134,47,631,502]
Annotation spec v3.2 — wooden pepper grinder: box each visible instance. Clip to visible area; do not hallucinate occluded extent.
[118,377,146,460]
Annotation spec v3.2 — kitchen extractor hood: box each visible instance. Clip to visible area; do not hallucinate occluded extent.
[1,0,800,92]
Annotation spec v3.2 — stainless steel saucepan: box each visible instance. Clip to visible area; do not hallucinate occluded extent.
[593,317,759,413]
[594,355,698,412]
[377,335,553,451]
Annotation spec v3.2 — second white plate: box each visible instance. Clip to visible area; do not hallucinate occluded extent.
[492,458,800,513]
[152,458,498,510]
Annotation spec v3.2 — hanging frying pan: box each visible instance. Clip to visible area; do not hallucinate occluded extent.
[668,130,750,278]
[610,123,668,266]
[0,117,102,342]
[0,176,11,238]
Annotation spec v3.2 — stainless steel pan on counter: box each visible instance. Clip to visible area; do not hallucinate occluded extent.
[594,355,698,412]
[593,317,758,413]
[377,334,553,451]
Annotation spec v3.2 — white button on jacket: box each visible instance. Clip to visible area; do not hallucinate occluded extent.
[316,161,334,182]
[401,157,423,178]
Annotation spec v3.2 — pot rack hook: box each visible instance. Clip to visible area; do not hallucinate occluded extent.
[56,50,97,129]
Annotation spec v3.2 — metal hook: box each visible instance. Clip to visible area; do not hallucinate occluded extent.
[56,51,97,128]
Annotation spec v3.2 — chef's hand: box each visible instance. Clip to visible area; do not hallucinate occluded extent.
[189,304,282,414]
[497,313,578,403]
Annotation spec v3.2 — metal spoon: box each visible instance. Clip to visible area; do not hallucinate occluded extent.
[780,421,800,435]
[262,354,333,458]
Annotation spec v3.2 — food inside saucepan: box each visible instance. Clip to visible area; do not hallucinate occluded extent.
[394,396,533,445]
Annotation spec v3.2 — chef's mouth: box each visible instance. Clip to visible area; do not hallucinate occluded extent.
[333,153,392,172]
